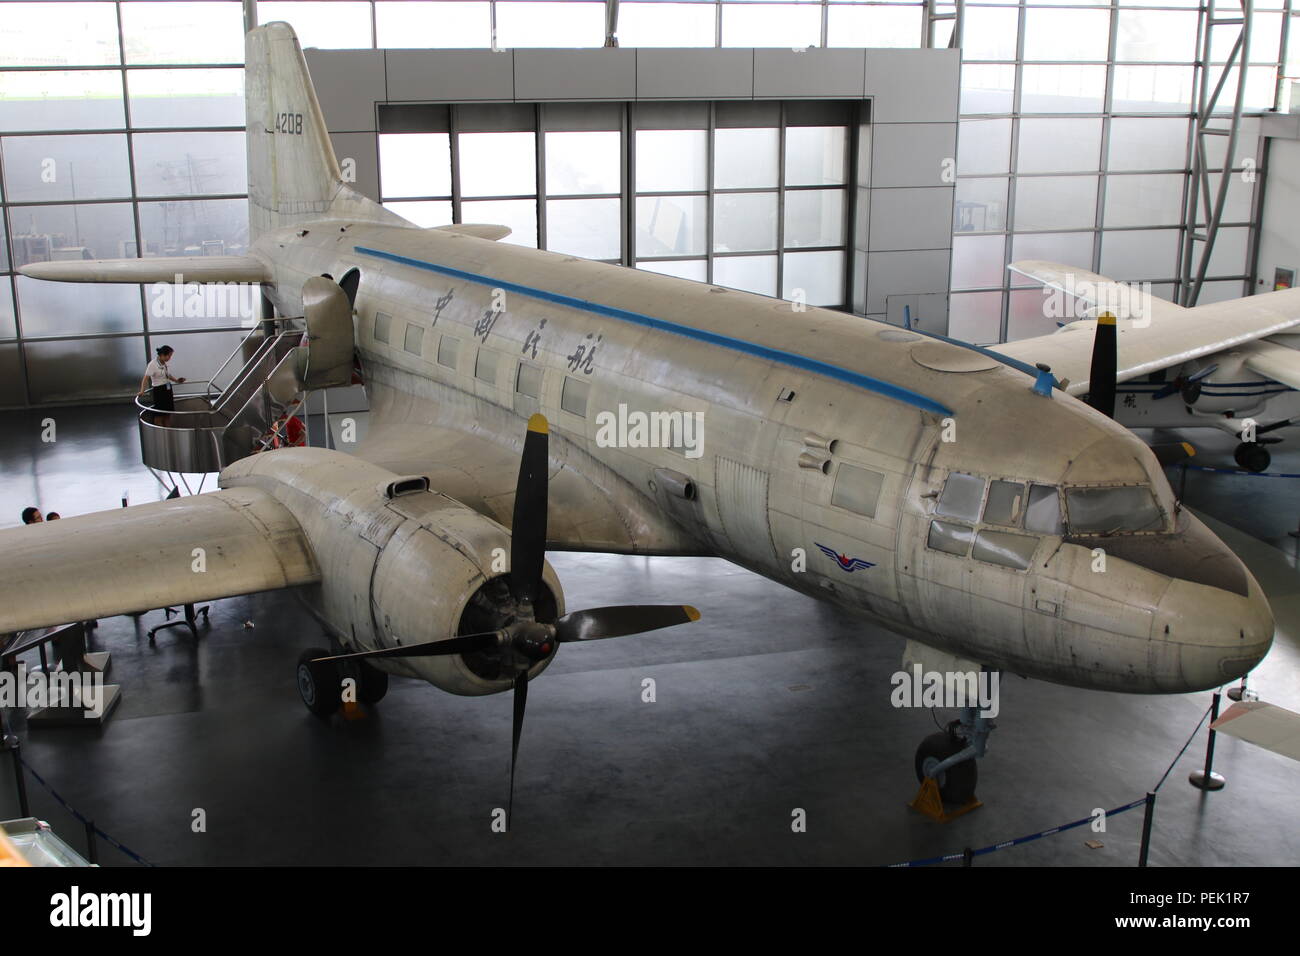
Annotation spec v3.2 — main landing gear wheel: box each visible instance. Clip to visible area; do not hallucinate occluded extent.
[914,728,978,805]
[357,660,389,704]
[1234,442,1271,474]
[297,647,342,718]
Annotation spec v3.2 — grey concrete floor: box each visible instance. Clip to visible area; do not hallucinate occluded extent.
[1,405,1297,866]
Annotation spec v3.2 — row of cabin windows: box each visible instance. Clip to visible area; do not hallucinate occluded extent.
[368,311,705,455]
[370,308,592,419]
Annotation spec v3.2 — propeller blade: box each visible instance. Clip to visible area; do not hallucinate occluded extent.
[507,670,528,831]
[1086,311,1118,418]
[1187,363,1219,383]
[1152,441,1196,467]
[509,414,549,605]
[555,604,701,643]
[1151,382,1180,400]
[312,630,503,664]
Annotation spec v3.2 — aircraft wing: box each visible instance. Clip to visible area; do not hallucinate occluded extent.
[0,488,319,634]
[1239,339,1300,391]
[999,260,1300,396]
[17,256,270,284]
[355,418,706,556]
[1210,700,1300,762]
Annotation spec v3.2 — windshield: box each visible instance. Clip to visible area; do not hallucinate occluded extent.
[1065,485,1164,534]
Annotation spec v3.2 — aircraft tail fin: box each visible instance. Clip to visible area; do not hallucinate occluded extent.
[246,22,408,238]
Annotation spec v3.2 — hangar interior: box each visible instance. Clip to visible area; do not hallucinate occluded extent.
[0,0,1298,866]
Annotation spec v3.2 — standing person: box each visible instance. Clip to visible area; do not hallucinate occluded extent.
[138,345,186,426]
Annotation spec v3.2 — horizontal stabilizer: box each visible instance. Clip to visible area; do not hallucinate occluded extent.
[431,223,512,241]
[1210,700,1300,762]
[18,255,270,285]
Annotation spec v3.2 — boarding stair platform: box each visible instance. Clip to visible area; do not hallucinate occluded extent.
[134,276,356,488]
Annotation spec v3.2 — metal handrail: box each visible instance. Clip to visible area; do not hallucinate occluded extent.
[204,323,275,404]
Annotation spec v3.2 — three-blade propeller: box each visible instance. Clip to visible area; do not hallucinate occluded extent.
[315,413,700,828]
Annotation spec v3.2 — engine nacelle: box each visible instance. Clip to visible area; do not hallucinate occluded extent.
[221,447,564,696]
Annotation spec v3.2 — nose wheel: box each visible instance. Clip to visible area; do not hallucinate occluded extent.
[914,726,978,805]
[909,709,992,822]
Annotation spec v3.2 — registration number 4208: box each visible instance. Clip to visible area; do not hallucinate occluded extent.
[275,112,304,135]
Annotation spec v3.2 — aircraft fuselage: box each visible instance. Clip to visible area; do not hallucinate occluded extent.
[237,220,1274,695]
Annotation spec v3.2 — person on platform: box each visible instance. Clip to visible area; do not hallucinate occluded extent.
[138,345,186,426]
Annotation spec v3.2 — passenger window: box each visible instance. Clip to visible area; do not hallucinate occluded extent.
[561,376,589,417]
[437,335,458,369]
[936,472,985,521]
[832,463,885,518]
[973,530,1038,571]
[475,348,498,383]
[403,323,424,356]
[1024,483,1064,534]
[928,519,974,557]
[374,311,391,344]
[983,480,1025,527]
[516,363,542,398]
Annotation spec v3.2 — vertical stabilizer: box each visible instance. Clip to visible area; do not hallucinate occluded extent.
[245,22,406,238]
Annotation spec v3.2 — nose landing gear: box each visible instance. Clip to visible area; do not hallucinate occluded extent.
[910,707,993,822]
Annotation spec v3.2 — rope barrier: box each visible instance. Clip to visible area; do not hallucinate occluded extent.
[885,796,1148,867]
[886,699,1217,867]
[1182,463,1300,479]
[16,754,155,867]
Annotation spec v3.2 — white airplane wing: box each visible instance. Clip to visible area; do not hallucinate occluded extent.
[0,488,319,634]
[1210,700,1300,762]
[997,260,1300,396]
[18,256,270,285]
[1238,339,1300,392]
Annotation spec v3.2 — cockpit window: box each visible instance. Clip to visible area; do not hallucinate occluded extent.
[983,480,1025,527]
[973,529,1038,570]
[928,519,974,556]
[936,472,985,521]
[1024,484,1064,534]
[1065,485,1163,534]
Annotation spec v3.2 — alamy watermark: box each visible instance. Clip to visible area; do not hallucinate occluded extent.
[1042,275,1152,329]
[594,403,705,459]
[149,274,258,321]
[889,665,1000,718]
[0,662,105,718]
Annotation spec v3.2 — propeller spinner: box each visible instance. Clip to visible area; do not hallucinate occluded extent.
[315,413,701,827]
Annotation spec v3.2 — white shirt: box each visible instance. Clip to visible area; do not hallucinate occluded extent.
[145,358,171,387]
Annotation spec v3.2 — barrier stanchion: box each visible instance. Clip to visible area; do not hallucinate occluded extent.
[83,817,99,865]
[1138,791,1156,867]
[3,732,29,818]
[1189,691,1226,791]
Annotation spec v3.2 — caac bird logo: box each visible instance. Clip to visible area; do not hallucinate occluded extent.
[815,542,875,573]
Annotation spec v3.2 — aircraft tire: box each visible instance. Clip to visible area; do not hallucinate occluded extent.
[358,661,389,704]
[914,731,978,805]
[1233,442,1270,474]
[297,647,342,718]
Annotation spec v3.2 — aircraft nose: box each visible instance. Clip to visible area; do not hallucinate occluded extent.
[1156,572,1274,691]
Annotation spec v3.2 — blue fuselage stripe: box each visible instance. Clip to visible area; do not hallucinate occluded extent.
[354,245,955,417]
